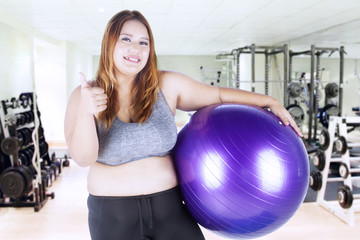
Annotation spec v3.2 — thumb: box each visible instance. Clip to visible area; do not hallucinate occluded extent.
[79,72,90,88]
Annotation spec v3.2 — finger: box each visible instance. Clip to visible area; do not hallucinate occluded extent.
[97,99,107,105]
[95,94,107,100]
[79,72,90,88]
[96,104,107,113]
[289,119,303,137]
[92,87,105,94]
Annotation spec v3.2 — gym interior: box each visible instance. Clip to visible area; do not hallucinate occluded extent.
[0,0,360,239]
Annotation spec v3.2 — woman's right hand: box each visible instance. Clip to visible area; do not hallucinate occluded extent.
[79,72,107,115]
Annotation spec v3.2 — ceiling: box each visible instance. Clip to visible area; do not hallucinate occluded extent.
[1,0,360,58]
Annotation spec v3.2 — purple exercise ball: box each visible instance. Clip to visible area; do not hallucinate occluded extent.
[173,104,309,239]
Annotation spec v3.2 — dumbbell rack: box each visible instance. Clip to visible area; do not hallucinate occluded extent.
[0,93,57,211]
[316,116,360,226]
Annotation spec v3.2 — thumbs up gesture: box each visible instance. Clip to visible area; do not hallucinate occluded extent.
[79,72,107,115]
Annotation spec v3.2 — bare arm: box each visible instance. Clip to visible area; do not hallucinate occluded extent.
[162,71,302,137]
[64,73,107,167]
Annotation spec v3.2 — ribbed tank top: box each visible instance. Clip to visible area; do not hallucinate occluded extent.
[96,90,177,166]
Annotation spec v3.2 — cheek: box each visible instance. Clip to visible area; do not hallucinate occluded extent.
[142,49,150,65]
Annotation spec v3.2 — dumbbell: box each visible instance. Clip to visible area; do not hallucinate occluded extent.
[17,128,33,147]
[63,154,70,167]
[15,111,34,126]
[312,150,326,171]
[39,141,49,158]
[18,92,33,108]
[44,166,55,184]
[309,170,322,191]
[0,165,33,198]
[337,185,360,209]
[335,136,360,155]
[319,129,330,150]
[41,169,51,188]
[338,163,360,179]
[3,97,20,110]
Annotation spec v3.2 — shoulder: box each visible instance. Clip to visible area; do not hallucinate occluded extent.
[159,70,199,93]
[158,71,186,113]
[160,70,187,86]
[68,85,82,104]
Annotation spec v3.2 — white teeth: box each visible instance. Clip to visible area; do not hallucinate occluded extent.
[124,56,140,62]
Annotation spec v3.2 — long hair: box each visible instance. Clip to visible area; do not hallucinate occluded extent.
[95,10,160,129]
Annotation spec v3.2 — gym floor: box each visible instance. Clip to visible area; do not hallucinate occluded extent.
[0,158,359,240]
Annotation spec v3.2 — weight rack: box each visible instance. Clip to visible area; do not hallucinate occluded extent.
[0,93,66,211]
[314,116,360,226]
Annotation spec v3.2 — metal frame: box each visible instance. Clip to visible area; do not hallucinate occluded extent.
[289,45,345,143]
[316,116,360,226]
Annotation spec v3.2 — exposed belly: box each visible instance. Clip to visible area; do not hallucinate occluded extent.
[87,155,179,196]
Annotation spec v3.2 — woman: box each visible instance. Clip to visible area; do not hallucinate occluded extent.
[64,10,302,240]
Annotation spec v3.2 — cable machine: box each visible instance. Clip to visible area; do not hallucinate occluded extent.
[289,45,345,144]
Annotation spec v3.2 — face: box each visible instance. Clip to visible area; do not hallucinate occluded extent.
[113,20,150,79]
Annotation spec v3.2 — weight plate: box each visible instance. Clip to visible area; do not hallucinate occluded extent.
[288,82,302,98]
[0,169,25,198]
[325,82,339,98]
[309,171,322,191]
[337,185,353,209]
[319,129,330,150]
[335,136,347,155]
[286,104,305,128]
[339,163,349,179]
[1,137,20,155]
[313,150,326,171]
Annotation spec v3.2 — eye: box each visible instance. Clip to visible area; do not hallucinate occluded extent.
[121,37,131,43]
[140,41,149,46]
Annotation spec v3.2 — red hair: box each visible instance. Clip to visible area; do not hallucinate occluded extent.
[95,10,160,129]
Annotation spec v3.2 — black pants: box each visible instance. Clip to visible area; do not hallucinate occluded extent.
[87,187,205,240]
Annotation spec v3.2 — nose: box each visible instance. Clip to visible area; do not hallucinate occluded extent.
[129,42,140,53]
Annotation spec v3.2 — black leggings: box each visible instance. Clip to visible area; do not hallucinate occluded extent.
[87,187,205,240]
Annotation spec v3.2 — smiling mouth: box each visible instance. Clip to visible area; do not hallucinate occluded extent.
[124,56,141,63]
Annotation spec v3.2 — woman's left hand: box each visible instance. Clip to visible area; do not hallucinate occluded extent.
[268,102,303,137]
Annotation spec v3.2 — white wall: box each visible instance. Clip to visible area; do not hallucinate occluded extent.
[158,55,223,125]
[0,21,33,99]
[33,40,93,142]
[0,19,93,143]
[66,42,94,100]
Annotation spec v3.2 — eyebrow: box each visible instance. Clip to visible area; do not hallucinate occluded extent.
[120,33,149,41]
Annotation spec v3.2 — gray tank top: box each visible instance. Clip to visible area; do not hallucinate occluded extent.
[96,90,177,166]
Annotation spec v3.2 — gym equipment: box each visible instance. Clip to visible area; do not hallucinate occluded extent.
[286,104,305,128]
[319,129,330,150]
[335,136,360,155]
[0,93,63,212]
[314,116,360,226]
[173,104,309,239]
[319,104,340,128]
[312,150,326,171]
[309,170,322,191]
[287,82,302,98]
[216,44,289,100]
[337,185,353,209]
[290,45,345,143]
[0,165,33,198]
[325,82,339,98]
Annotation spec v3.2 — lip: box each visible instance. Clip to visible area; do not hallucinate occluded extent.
[124,56,141,63]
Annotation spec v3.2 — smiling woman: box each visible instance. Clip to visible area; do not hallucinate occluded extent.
[114,21,150,79]
[64,9,301,240]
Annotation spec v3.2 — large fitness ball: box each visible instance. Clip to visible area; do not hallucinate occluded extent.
[173,104,309,239]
